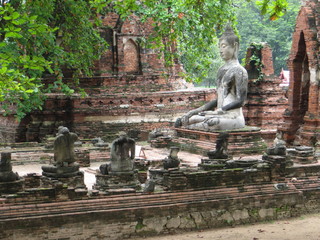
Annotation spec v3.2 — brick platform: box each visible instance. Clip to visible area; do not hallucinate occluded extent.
[173,127,267,156]
[1,178,320,240]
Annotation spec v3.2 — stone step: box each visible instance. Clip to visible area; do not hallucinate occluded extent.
[0,181,310,221]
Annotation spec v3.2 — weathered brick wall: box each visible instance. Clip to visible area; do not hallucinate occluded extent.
[1,181,320,240]
[244,43,288,142]
[279,0,320,145]
[0,115,20,143]
[245,76,287,130]
[0,12,201,143]
[18,88,215,142]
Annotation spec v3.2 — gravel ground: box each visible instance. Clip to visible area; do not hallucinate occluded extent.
[133,213,320,240]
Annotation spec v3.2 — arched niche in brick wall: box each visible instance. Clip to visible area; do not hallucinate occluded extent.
[292,31,310,117]
[123,39,141,74]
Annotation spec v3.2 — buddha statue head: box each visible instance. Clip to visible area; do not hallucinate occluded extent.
[219,25,239,61]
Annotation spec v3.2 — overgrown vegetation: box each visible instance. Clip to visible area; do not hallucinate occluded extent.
[236,0,300,74]
[0,0,293,119]
[194,0,300,87]
[247,43,264,81]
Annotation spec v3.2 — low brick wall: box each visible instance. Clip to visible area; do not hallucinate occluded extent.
[1,179,320,240]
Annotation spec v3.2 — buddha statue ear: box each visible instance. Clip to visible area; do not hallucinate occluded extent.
[233,42,239,59]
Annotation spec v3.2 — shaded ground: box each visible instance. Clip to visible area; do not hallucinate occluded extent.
[134,213,320,240]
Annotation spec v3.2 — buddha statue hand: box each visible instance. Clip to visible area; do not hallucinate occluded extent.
[183,109,201,124]
[199,108,226,116]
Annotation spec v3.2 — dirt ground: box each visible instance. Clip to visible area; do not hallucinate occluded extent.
[134,213,320,240]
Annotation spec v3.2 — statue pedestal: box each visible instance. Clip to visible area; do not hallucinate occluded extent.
[94,171,141,194]
[41,163,86,189]
[287,146,317,164]
[174,127,266,155]
[198,158,230,171]
[149,168,168,185]
[0,179,25,194]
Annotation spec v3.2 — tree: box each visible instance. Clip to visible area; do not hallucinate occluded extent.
[0,0,107,119]
[131,0,290,83]
[0,0,290,119]
[236,0,300,75]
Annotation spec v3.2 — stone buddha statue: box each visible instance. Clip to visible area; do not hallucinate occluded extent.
[175,26,248,131]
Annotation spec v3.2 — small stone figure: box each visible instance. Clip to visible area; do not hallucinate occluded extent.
[99,163,110,175]
[199,133,232,170]
[267,131,287,156]
[54,126,78,166]
[0,152,19,182]
[175,25,248,131]
[143,179,155,193]
[207,133,229,160]
[163,147,181,170]
[110,133,136,172]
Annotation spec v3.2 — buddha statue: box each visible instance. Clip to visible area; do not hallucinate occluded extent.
[175,25,248,131]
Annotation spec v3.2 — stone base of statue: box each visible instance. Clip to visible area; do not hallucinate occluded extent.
[94,170,141,194]
[41,163,86,189]
[149,168,168,186]
[0,178,25,194]
[287,146,317,164]
[198,158,231,171]
[173,126,266,155]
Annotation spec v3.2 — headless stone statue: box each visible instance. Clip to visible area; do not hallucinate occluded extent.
[175,25,248,131]
[207,133,229,160]
[42,127,83,181]
[0,152,19,182]
[110,134,136,172]
[163,147,180,169]
[95,134,140,192]
[54,127,78,166]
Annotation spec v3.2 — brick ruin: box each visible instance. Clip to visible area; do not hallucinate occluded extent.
[0,13,214,143]
[279,0,320,146]
[244,43,288,143]
[2,3,320,239]
[0,13,291,146]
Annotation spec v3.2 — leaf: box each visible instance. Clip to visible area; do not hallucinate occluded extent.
[12,18,27,25]
[5,31,23,38]
[12,12,20,20]
[3,15,12,20]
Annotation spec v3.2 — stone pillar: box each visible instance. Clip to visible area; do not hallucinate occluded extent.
[0,152,24,194]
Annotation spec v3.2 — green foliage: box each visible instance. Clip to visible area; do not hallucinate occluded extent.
[0,0,108,120]
[0,0,293,120]
[0,3,54,119]
[256,0,288,20]
[111,0,292,84]
[248,42,264,81]
[236,0,300,74]
[135,0,237,83]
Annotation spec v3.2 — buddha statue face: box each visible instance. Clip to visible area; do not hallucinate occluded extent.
[219,39,237,61]
[219,25,239,62]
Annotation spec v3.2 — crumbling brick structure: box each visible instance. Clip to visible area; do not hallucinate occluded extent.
[278,0,320,146]
[244,43,288,143]
[0,13,214,143]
